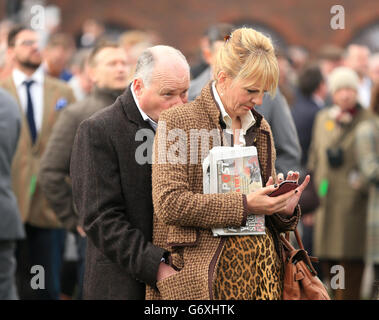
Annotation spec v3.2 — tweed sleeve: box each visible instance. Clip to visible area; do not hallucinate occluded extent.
[152,111,247,229]
[39,105,80,231]
[270,205,301,232]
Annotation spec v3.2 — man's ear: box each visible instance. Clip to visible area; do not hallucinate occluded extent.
[133,78,145,97]
[88,65,97,84]
[6,47,15,62]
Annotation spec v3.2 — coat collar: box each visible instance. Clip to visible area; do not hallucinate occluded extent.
[119,83,153,130]
[92,86,124,105]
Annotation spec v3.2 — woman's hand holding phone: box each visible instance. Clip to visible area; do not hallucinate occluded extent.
[268,171,311,215]
[246,171,310,216]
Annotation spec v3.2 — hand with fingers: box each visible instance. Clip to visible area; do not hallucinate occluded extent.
[246,171,311,216]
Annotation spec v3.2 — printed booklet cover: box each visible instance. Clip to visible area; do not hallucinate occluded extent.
[202,146,265,236]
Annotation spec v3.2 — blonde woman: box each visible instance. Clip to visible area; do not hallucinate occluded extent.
[147,27,309,300]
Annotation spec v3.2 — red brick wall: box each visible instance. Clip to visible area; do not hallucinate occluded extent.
[2,0,379,63]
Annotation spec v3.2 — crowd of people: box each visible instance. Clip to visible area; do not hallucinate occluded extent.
[0,17,378,301]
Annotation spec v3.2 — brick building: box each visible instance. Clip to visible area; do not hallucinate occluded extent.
[1,0,379,63]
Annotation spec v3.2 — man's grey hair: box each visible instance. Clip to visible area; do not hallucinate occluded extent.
[133,45,189,87]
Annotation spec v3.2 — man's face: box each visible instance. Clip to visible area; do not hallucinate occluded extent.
[90,47,128,90]
[12,30,42,70]
[333,87,357,110]
[321,59,343,76]
[44,45,74,76]
[345,47,370,78]
[134,60,190,122]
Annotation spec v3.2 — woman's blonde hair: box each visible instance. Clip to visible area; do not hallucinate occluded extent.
[213,27,279,97]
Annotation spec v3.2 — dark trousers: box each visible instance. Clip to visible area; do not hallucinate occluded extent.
[75,234,86,300]
[60,234,86,299]
[15,224,65,299]
[371,264,379,300]
[0,240,18,299]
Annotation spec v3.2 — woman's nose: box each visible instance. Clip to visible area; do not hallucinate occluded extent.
[253,93,265,106]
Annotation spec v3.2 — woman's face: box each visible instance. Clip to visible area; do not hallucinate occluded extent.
[219,75,266,119]
[333,87,357,111]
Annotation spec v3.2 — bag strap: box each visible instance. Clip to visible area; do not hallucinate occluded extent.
[282,229,319,263]
[284,229,304,250]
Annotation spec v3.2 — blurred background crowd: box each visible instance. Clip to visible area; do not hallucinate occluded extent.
[0,0,378,300]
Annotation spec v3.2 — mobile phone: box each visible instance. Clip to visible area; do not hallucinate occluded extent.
[268,180,298,197]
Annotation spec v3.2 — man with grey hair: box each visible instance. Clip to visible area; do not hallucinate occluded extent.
[70,45,190,299]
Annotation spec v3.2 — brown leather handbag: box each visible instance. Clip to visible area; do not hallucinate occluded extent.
[280,229,331,300]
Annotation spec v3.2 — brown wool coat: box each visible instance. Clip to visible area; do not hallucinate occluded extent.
[0,75,75,228]
[146,83,301,300]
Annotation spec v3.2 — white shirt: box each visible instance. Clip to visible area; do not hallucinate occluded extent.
[211,81,256,146]
[68,76,87,101]
[358,76,372,109]
[312,94,325,109]
[12,66,44,132]
[131,83,158,131]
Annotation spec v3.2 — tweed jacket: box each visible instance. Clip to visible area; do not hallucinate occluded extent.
[38,87,123,231]
[70,86,166,299]
[308,104,370,260]
[0,75,75,228]
[146,83,301,300]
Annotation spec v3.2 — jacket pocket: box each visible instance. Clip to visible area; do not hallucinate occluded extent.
[156,266,192,300]
[166,225,199,247]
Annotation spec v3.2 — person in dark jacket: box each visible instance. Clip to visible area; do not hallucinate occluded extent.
[292,64,327,168]
[291,64,327,277]
[70,45,190,299]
